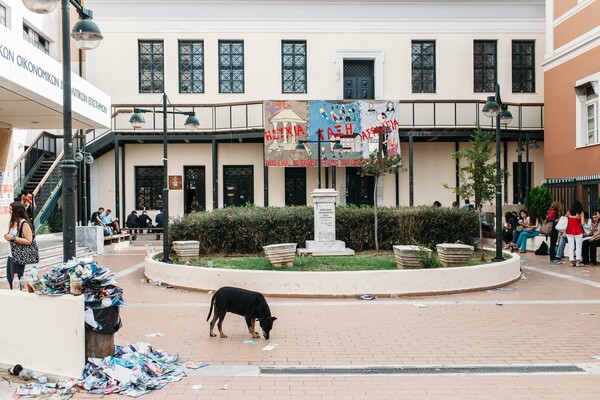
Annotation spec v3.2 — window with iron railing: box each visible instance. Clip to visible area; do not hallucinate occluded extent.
[135,166,163,210]
[139,40,164,93]
[412,40,436,93]
[473,40,496,92]
[219,41,244,93]
[282,41,307,94]
[179,40,204,93]
[512,40,535,93]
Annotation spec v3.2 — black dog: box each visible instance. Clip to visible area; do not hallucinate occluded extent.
[207,287,277,339]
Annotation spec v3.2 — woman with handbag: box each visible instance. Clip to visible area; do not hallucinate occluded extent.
[546,201,562,264]
[3,202,36,289]
[512,210,541,253]
[565,200,586,267]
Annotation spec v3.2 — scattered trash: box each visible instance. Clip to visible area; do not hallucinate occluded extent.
[145,332,165,338]
[76,342,201,397]
[219,383,229,390]
[192,384,203,390]
[165,286,174,289]
[14,380,76,399]
[592,356,600,360]
[580,313,595,316]
[178,361,208,370]
[242,340,258,345]
[8,364,23,376]
[207,261,214,268]
[185,262,190,266]
[262,343,278,351]
[1,376,10,386]
[521,275,527,280]
[389,294,398,299]
[357,294,377,301]
[495,303,503,306]
[414,303,428,308]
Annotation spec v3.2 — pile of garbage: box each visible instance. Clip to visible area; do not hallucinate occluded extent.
[76,342,205,397]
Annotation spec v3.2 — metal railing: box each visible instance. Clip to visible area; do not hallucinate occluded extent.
[32,151,64,233]
[13,131,58,196]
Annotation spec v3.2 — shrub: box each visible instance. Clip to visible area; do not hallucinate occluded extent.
[170,205,479,255]
[526,186,553,218]
[47,206,63,233]
[417,247,442,269]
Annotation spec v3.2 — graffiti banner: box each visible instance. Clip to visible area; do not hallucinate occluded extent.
[360,100,400,158]
[264,100,309,167]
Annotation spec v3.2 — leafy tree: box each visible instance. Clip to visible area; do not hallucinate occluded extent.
[526,186,553,219]
[359,153,404,251]
[443,126,503,260]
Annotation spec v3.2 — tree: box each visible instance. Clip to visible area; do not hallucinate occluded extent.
[526,186,553,219]
[443,126,502,260]
[359,152,404,251]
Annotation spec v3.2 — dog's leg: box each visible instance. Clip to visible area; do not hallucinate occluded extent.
[217,310,227,338]
[209,306,219,337]
[247,317,260,338]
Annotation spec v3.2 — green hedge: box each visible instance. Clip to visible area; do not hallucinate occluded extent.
[169,205,479,255]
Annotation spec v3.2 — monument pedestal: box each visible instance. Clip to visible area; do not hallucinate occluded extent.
[297,189,354,256]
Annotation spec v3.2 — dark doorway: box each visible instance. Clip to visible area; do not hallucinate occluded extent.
[184,166,206,213]
[346,167,374,206]
[223,165,254,207]
[343,60,374,100]
[512,161,532,204]
[285,167,306,206]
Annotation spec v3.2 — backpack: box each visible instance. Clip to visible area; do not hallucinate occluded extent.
[534,241,549,256]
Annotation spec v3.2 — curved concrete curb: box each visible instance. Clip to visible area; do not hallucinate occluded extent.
[144,251,521,297]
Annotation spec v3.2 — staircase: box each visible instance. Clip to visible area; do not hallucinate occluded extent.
[23,158,56,195]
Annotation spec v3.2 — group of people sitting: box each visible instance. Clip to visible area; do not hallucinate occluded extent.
[502,201,600,267]
[90,208,164,236]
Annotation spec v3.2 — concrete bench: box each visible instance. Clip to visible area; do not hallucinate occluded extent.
[122,228,163,242]
[76,226,131,255]
[103,232,131,244]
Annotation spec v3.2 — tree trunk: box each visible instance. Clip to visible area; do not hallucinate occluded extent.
[478,209,484,261]
[374,175,379,251]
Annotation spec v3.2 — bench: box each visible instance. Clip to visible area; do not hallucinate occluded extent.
[103,232,131,245]
[122,228,163,242]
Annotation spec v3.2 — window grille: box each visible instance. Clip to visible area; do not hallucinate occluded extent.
[219,41,244,93]
[135,166,163,210]
[282,41,307,93]
[412,41,436,93]
[473,40,496,92]
[512,41,535,93]
[139,40,164,93]
[179,41,204,93]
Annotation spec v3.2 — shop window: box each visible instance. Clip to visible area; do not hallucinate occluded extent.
[412,41,436,93]
[473,40,496,92]
[512,41,535,93]
[282,41,306,93]
[219,41,244,93]
[139,40,164,93]
[179,40,204,93]
[135,166,163,210]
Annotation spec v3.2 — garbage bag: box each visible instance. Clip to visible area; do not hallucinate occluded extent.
[86,306,122,334]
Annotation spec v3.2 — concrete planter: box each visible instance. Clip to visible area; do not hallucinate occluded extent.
[263,243,297,267]
[393,245,430,269]
[436,243,475,267]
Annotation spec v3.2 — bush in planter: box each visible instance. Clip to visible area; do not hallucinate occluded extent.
[525,186,553,219]
[169,205,479,255]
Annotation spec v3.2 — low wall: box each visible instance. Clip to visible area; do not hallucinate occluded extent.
[145,252,521,296]
[0,291,84,377]
[77,226,104,255]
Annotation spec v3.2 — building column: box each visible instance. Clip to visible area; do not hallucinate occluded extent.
[0,129,14,230]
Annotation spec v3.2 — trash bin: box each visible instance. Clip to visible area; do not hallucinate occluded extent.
[85,306,122,359]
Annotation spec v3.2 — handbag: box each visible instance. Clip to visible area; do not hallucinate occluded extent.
[9,221,39,265]
[540,219,554,235]
[555,216,568,232]
[516,225,524,232]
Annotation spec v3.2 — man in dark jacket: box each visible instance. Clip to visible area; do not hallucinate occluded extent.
[155,209,164,229]
[125,211,139,229]
[137,210,153,232]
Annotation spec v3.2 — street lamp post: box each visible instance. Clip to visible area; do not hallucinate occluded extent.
[22,0,103,262]
[482,83,512,262]
[129,94,200,263]
[295,129,343,189]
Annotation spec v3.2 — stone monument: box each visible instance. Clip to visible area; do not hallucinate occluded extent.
[297,189,354,256]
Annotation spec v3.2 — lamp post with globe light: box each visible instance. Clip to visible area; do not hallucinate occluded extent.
[22,0,103,262]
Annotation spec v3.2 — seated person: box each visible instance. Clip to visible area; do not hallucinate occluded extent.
[479,207,493,232]
[125,210,139,230]
[502,212,518,245]
[155,209,164,229]
[100,208,121,234]
[511,209,530,246]
[137,210,154,232]
[582,210,600,265]
[513,210,541,253]
[90,207,105,226]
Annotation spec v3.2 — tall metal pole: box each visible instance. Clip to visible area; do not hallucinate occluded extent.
[317,129,322,189]
[517,131,522,204]
[61,0,77,262]
[525,131,530,208]
[493,84,503,262]
[162,93,170,263]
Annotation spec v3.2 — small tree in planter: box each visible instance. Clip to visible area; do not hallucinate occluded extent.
[525,185,553,220]
[358,153,404,251]
[443,126,503,261]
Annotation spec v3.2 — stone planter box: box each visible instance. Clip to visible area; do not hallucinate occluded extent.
[173,240,199,261]
[263,243,297,267]
[393,245,431,269]
[436,243,474,267]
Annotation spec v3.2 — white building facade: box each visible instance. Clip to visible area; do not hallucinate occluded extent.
[85,0,546,221]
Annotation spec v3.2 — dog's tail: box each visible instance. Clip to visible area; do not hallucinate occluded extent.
[206,292,216,322]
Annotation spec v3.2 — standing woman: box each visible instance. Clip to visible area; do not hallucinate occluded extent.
[565,200,586,267]
[547,201,563,264]
[3,202,34,288]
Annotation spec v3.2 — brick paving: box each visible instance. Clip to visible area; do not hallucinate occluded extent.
[3,244,600,399]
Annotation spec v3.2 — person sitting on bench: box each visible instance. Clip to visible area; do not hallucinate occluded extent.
[137,210,154,233]
[101,209,121,234]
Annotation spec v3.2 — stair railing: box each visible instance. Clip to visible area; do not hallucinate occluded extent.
[13,131,58,196]
[32,150,64,233]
